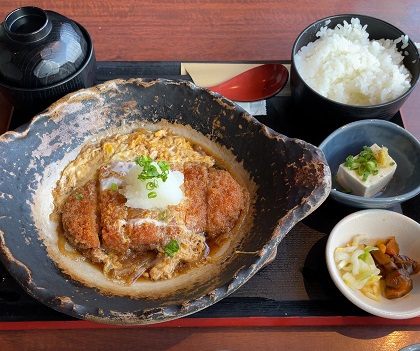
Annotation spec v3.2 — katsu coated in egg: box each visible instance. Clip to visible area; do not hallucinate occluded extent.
[56,129,250,283]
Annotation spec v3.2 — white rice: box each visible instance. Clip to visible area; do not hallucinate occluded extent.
[295,18,412,106]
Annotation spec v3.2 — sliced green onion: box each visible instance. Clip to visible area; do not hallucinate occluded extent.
[75,193,84,200]
[344,146,379,182]
[157,161,170,182]
[158,210,171,222]
[134,155,172,198]
[366,161,376,171]
[110,183,118,191]
[146,180,158,190]
[164,240,180,257]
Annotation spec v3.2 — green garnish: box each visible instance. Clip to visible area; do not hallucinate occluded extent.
[134,155,170,198]
[148,191,157,199]
[135,155,170,181]
[358,246,378,261]
[75,193,84,200]
[158,210,171,222]
[164,239,180,257]
[344,146,379,182]
[157,161,170,181]
[110,183,118,191]
[146,179,158,190]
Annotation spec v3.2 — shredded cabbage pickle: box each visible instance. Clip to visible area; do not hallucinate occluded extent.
[334,235,382,301]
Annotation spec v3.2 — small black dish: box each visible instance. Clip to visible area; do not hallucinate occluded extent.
[0,7,96,126]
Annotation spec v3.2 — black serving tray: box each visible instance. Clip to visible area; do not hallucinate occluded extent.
[1,61,419,323]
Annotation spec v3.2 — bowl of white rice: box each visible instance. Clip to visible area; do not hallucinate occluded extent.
[290,14,420,128]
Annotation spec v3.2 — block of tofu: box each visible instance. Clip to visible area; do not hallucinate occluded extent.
[336,144,397,198]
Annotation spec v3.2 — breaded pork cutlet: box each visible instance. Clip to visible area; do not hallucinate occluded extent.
[62,179,100,251]
[206,168,246,239]
[61,162,246,258]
